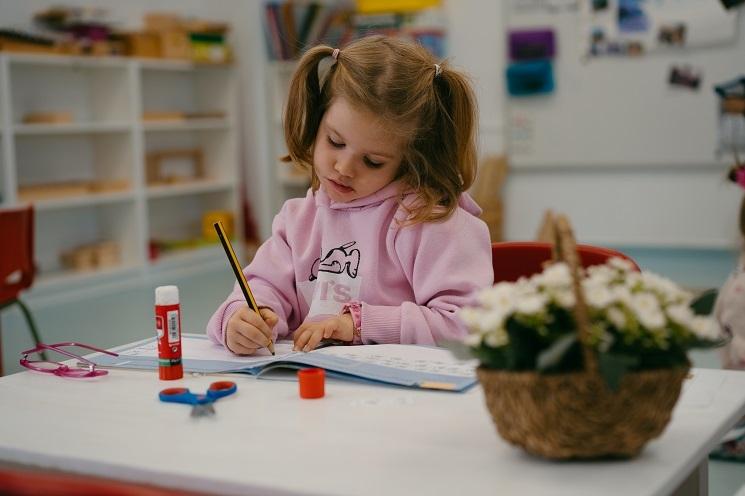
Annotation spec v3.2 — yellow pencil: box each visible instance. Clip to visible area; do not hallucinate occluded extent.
[214,221,275,355]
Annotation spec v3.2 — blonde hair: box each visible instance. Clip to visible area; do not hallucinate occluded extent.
[283,35,478,224]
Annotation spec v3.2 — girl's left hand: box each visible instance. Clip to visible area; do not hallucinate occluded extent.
[293,314,354,352]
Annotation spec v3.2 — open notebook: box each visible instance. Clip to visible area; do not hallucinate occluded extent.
[90,333,478,392]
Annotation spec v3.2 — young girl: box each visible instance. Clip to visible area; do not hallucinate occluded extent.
[206,35,493,354]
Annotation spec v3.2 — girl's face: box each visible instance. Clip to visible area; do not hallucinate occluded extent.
[313,97,405,203]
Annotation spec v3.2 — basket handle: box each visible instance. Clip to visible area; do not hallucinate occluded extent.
[551,214,598,375]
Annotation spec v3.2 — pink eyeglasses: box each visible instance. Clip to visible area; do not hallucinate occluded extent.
[20,342,118,378]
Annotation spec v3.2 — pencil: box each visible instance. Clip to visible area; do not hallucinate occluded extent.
[214,221,275,355]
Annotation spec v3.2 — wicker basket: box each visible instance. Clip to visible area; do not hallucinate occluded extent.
[478,215,689,459]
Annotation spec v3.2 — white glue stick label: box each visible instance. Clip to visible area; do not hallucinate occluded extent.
[167,310,180,344]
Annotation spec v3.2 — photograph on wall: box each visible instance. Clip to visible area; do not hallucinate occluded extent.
[584,0,738,58]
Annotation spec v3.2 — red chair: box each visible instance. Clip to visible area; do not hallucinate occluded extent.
[0,465,207,496]
[0,205,44,375]
[491,241,639,283]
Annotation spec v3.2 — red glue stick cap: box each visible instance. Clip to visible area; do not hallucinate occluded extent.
[298,368,325,399]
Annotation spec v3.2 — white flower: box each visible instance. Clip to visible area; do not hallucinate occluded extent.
[583,281,614,309]
[623,271,643,290]
[463,333,482,347]
[586,264,615,285]
[641,272,691,304]
[533,262,572,288]
[667,304,694,328]
[480,308,507,332]
[514,293,548,314]
[608,257,635,273]
[484,328,509,348]
[690,316,721,341]
[459,307,482,329]
[477,282,516,315]
[606,307,627,330]
[551,288,575,309]
[610,285,633,306]
[629,292,665,329]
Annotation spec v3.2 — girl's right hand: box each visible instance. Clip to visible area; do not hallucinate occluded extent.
[226,305,279,355]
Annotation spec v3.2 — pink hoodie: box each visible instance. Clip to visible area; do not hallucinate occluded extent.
[205,181,493,347]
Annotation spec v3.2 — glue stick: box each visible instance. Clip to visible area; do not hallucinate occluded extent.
[155,285,183,380]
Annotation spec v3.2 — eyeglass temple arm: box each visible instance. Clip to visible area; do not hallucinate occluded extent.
[21,343,119,362]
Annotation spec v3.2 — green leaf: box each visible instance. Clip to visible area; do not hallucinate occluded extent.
[597,353,639,391]
[689,289,718,316]
[537,334,577,371]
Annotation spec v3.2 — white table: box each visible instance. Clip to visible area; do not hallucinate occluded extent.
[0,366,744,496]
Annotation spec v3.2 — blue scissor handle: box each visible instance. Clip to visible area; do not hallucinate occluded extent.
[159,381,237,405]
[206,381,237,400]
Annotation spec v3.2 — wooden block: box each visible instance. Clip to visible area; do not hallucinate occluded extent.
[0,39,56,54]
[61,241,121,271]
[146,148,204,185]
[723,98,745,114]
[86,179,131,193]
[22,111,73,124]
[159,30,191,59]
[93,241,120,268]
[60,245,97,272]
[123,32,161,58]
[142,111,186,121]
[182,20,229,34]
[184,111,226,120]
[18,182,89,201]
[145,13,183,31]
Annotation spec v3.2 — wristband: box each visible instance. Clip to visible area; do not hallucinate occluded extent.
[341,301,363,344]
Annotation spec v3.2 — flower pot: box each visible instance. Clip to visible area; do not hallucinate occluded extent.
[476,365,689,459]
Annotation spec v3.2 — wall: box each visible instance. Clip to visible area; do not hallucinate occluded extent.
[443,1,740,289]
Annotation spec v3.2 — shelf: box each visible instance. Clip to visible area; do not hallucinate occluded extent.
[137,58,233,71]
[34,263,140,290]
[14,122,131,135]
[6,53,129,68]
[147,180,234,198]
[31,190,135,211]
[142,119,230,132]
[1,49,239,299]
[149,244,228,271]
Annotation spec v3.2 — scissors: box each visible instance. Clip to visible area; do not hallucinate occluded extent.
[158,381,237,417]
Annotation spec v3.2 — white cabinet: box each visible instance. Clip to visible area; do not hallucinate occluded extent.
[0,53,241,295]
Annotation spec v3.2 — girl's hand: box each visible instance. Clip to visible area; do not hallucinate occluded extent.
[226,306,279,355]
[293,314,354,352]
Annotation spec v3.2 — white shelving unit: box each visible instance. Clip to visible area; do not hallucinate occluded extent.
[0,53,241,294]
[266,61,310,214]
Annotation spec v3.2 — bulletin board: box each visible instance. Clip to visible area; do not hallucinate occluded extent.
[505,0,744,168]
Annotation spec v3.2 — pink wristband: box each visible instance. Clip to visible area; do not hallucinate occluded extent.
[341,301,362,345]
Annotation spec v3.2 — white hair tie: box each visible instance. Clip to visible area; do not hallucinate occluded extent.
[332,48,340,61]
[434,64,442,77]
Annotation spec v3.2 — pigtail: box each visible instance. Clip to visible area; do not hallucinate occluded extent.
[402,62,478,225]
[283,45,336,172]
[435,67,478,193]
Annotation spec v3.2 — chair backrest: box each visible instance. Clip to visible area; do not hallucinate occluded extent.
[491,241,639,283]
[0,205,35,303]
